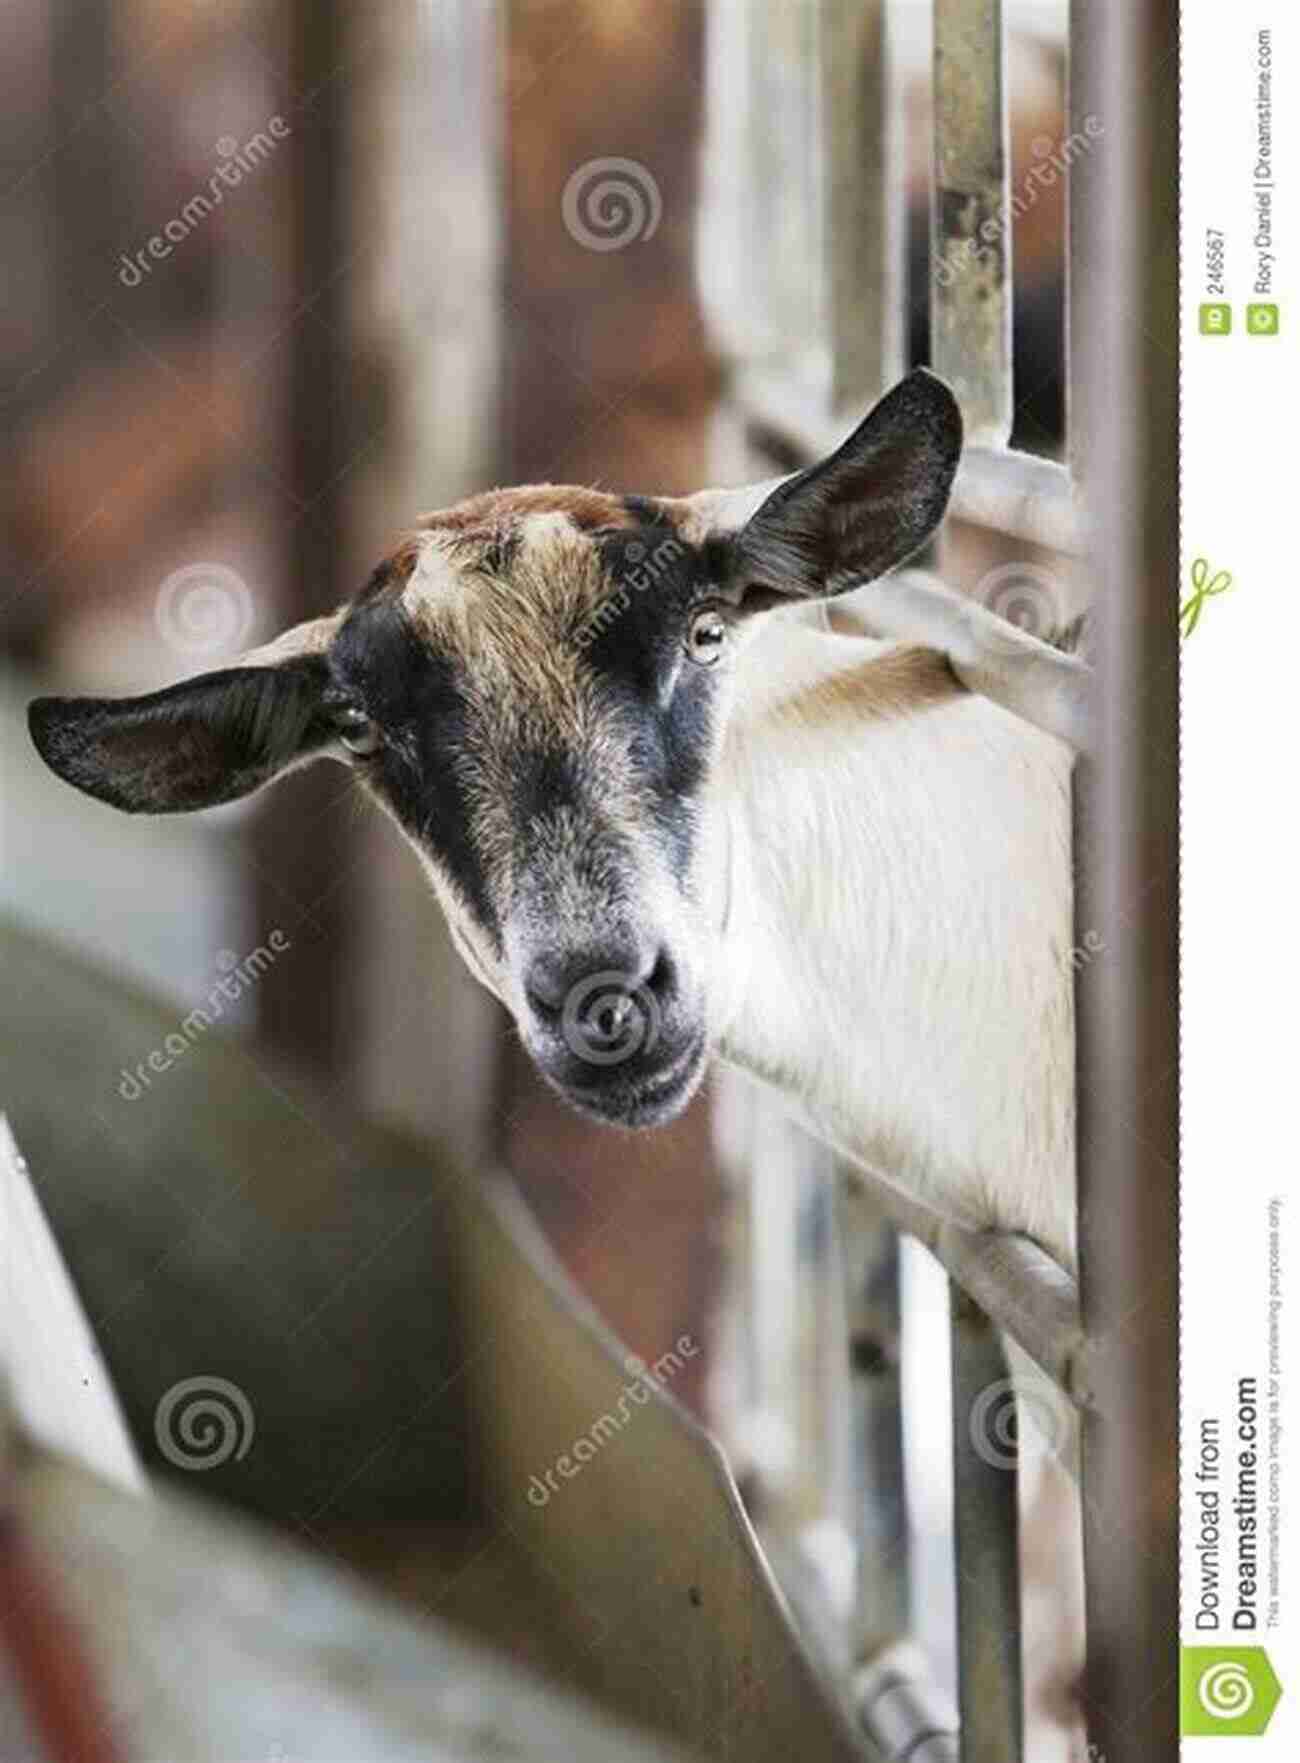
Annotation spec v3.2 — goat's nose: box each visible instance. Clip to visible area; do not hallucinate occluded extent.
[523,940,677,1060]
[525,938,665,1015]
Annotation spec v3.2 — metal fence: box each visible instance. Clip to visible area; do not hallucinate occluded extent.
[702,3,1177,1759]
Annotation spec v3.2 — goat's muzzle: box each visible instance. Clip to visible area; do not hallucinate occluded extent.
[518,936,708,1126]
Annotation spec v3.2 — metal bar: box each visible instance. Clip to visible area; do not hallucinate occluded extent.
[822,0,903,413]
[836,1177,908,1660]
[747,0,823,373]
[838,1169,1087,1409]
[932,0,1013,446]
[855,1640,959,1761]
[934,1224,1091,1406]
[950,1287,1023,1762]
[737,372,1080,556]
[252,0,353,1077]
[1069,2,1180,1760]
[947,446,1080,556]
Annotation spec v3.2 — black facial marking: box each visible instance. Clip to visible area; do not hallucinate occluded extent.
[509,742,590,830]
[332,599,502,948]
[329,519,728,945]
[583,521,723,883]
[588,521,712,679]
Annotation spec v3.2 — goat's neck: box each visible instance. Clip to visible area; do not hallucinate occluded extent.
[709,622,1077,1266]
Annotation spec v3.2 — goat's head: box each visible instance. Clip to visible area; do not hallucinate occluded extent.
[29,370,961,1128]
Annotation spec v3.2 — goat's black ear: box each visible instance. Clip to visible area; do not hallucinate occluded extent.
[732,368,962,603]
[28,656,338,815]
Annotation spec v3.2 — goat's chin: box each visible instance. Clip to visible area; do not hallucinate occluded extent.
[542,1028,710,1131]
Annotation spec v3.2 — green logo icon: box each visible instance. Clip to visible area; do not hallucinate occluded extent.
[1247,303,1279,335]
[1180,556,1233,639]
[1199,303,1232,335]
[1181,1647,1282,1736]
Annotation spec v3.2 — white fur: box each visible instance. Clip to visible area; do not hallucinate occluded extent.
[710,616,1077,1268]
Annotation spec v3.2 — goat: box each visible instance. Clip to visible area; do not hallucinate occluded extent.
[28,370,1080,1272]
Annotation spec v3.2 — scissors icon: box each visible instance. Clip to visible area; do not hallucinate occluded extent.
[1180,557,1233,638]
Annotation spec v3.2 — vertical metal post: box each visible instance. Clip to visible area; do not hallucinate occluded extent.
[950,1286,1023,1762]
[747,0,824,373]
[837,1176,908,1661]
[823,0,904,413]
[252,0,353,1078]
[1069,3,1180,1760]
[932,0,1013,445]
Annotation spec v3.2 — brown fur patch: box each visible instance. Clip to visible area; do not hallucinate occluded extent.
[387,511,649,909]
[775,644,963,733]
[396,495,653,669]
[358,489,639,618]
[419,484,640,537]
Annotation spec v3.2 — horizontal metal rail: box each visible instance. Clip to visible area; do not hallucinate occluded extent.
[838,1169,1081,1763]
[837,1167,1077,1763]
[838,1172,1088,1412]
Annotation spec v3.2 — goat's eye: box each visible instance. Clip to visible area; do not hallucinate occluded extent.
[685,607,727,666]
[335,709,382,756]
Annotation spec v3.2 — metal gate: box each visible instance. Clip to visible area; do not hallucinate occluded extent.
[700,3,1179,1758]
